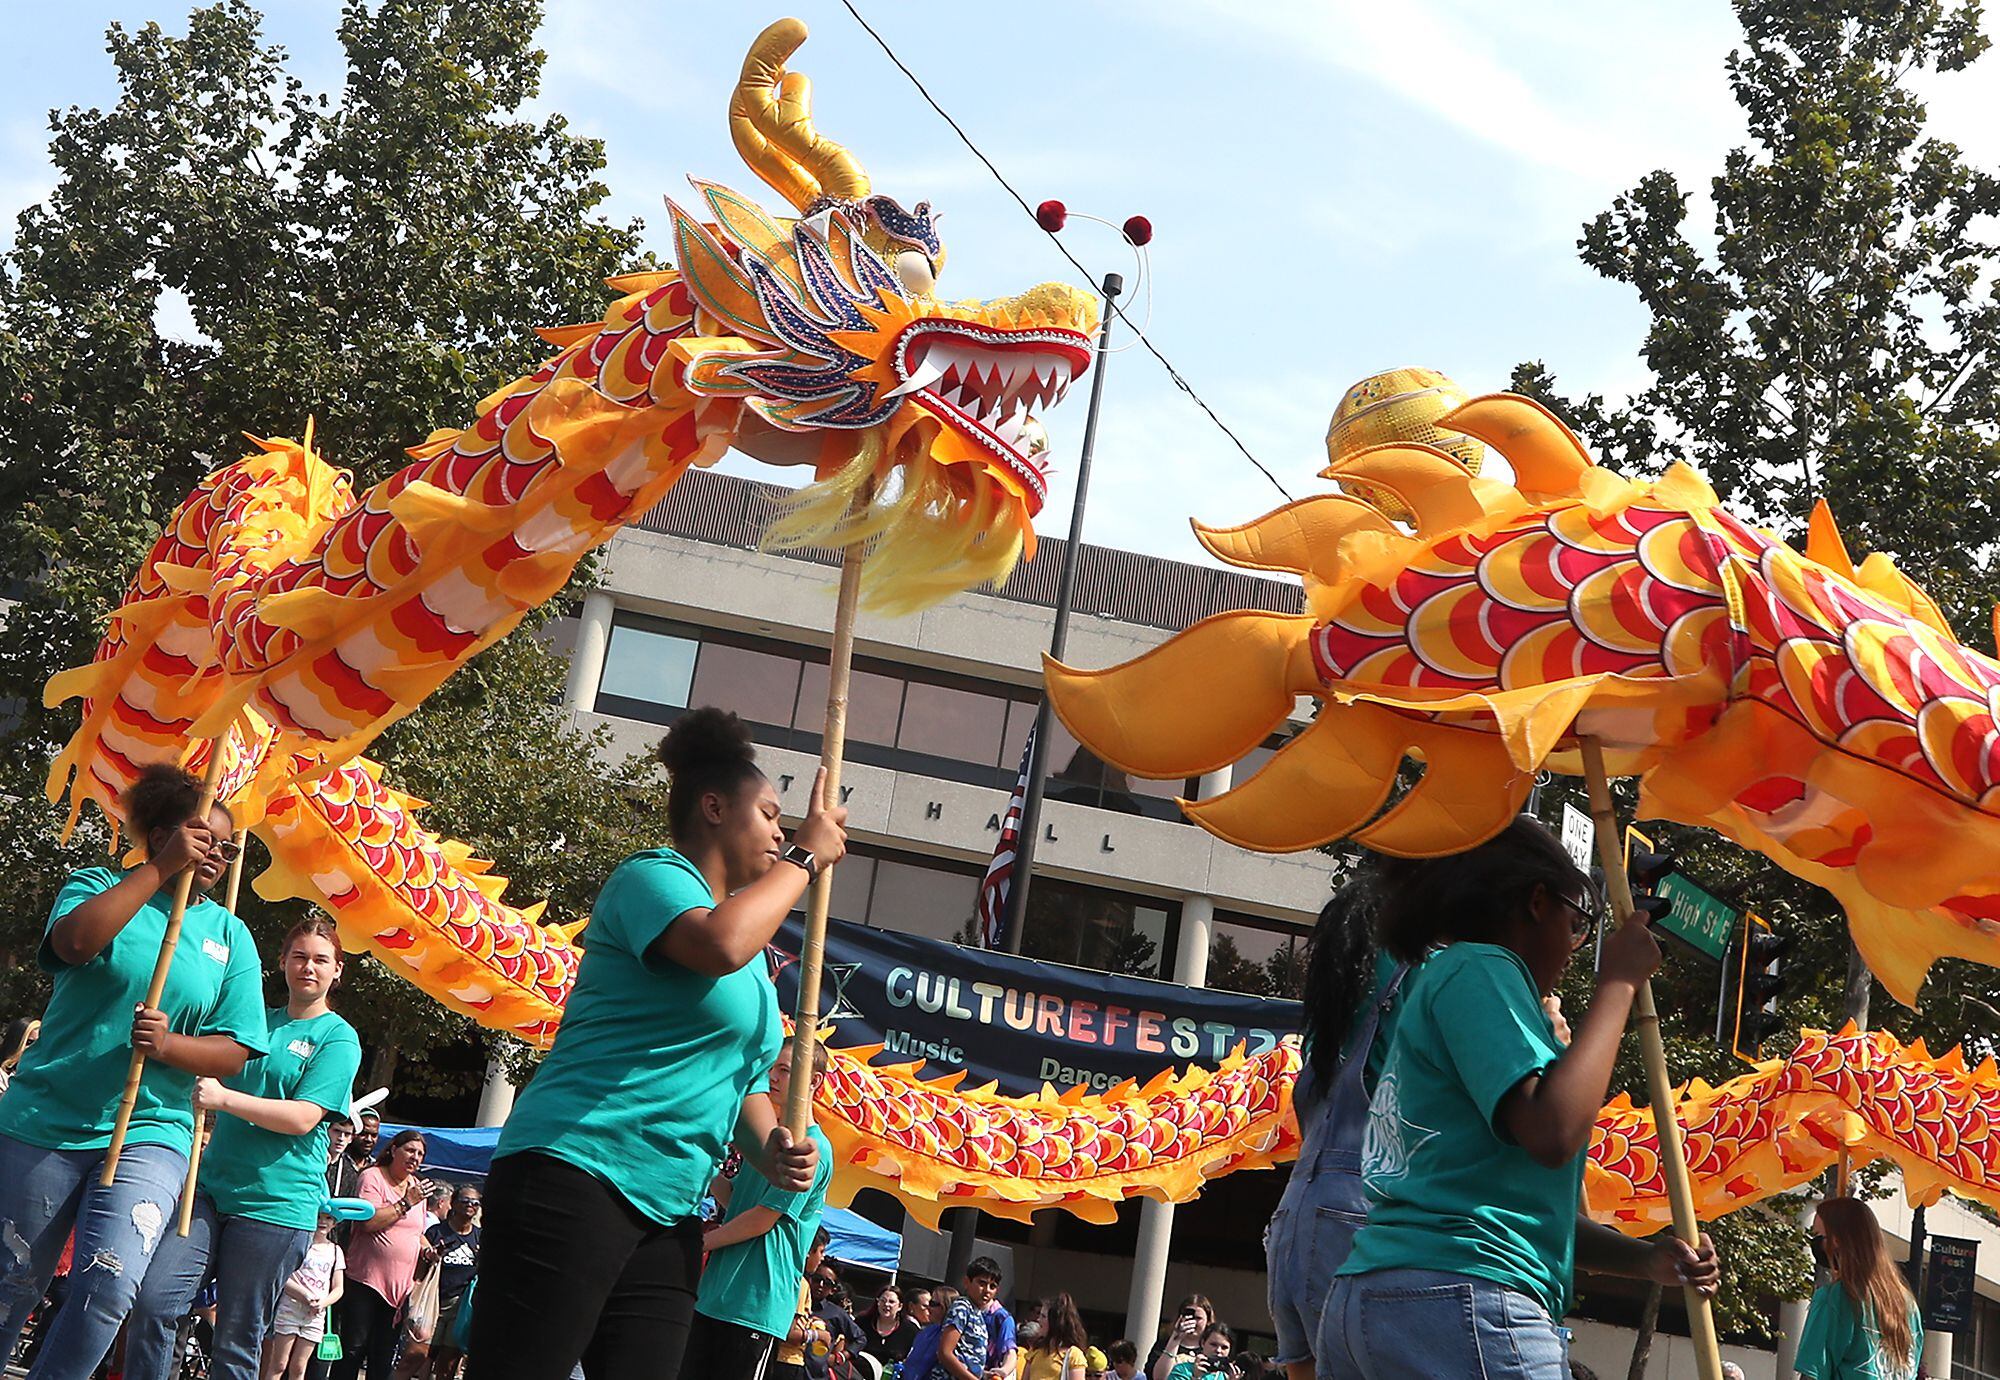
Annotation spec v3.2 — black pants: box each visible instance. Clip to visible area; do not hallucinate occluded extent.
[466,1151,702,1380]
[681,1314,776,1380]
[330,1282,400,1380]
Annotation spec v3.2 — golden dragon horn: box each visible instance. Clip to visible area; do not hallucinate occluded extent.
[729,18,872,213]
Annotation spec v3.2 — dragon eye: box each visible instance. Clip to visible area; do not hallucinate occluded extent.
[894,249,937,297]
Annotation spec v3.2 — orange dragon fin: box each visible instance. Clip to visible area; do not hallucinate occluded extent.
[1322,442,1517,536]
[1043,611,1319,780]
[1806,500,1857,578]
[1438,393,1593,498]
[1190,495,1407,586]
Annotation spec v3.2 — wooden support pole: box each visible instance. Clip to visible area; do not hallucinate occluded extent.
[1580,736,1723,1380]
[782,547,865,1140]
[178,827,247,1236]
[103,746,227,1186]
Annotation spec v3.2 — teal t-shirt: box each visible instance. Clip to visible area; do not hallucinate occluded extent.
[201,1007,361,1229]
[0,866,269,1156]
[1794,1282,1923,1380]
[496,849,782,1225]
[1338,942,1581,1317]
[695,1123,834,1336]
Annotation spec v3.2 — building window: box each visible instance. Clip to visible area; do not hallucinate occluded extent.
[899,679,1007,767]
[1207,912,1310,998]
[1018,876,1173,979]
[592,611,1200,822]
[688,640,802,730]
[597,621,698,709]
[869,858,982,945]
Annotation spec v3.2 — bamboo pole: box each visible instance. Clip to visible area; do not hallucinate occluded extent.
[177,828,247,1236]
[103,746,227,1186]
[1580,736,1723,1380]
[781,547,865,1141]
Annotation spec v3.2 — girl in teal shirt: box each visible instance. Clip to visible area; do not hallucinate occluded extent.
[0,763,268,1380]
[472,707,846,1380]
[1796,1198,1923,1380]
[1320,817,1721,1380]
[125,917,362,1380]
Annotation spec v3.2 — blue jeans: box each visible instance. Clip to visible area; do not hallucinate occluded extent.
[1319,1269,1569,1380]
[125,1194,311,1380]
[0,1133,190,1380]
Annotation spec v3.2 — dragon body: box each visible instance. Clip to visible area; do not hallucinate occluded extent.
[40,19,2000,1228]
[1046,393,2000,1006]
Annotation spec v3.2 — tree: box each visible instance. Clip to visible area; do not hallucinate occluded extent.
[1556,0,2000,634]
[1516,6,2000,1331]
[0,0,670,1105]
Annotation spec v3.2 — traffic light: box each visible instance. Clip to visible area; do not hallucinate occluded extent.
[1731,914,1795,1059]
[1624,828,1678,924]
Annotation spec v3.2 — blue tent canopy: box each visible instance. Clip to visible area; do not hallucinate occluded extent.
[380,1124,900,1270]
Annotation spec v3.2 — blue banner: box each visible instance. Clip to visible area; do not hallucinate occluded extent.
[768,915,1300,1099]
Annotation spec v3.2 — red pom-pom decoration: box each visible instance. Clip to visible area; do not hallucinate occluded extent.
[1121,215,1153,247]
[1036,199,1068,232]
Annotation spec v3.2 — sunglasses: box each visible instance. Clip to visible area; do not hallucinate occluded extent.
[1556,893,1604,950]
[214,839,244,861]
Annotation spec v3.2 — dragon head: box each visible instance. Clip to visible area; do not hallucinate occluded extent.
[667,19,1098,609]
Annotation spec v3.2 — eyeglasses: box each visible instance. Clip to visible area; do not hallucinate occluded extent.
[214,839,243,861]
[1557,893,1603,950]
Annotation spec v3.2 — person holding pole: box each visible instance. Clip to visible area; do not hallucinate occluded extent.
[470,707,842,1380]
[683,1038,834,1380]
[124,917,362,1380]
[1317,817,1721,1380]
[0,762,268,1380]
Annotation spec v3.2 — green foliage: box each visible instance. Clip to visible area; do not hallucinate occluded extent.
[1541,0,2000,634]
[0,1,669,1105]
[1519,5,2000,1319]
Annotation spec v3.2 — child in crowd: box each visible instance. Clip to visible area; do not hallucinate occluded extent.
[685,1042,834,1380]
[931,1261,1000,1380]
[770,1228,834,1380]
[1106,1341,1138,1380]
[264,1213,345,1380]
[1320,819,1721,1379]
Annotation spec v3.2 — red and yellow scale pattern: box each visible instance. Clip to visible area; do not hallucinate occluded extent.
[1589,1025,2000,1232]
[814,1040,1301,1225]
[1309,502,1737,695]
[1048,393,2000,1005]
[1306,466,2000,1003]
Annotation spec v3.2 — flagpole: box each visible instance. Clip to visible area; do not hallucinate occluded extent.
[998,270,1122,958]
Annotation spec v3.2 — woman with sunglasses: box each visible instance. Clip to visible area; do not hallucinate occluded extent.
[1796,1198,1922,1380]
[1317,817,1721,1380]
[124,917,363,1380]
[0,763,270,1380]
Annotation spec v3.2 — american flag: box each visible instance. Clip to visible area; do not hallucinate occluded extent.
[976,722,1037,948]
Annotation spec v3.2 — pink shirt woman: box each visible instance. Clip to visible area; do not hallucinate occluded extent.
[348,1160,428,1305]
[330,1131,431,1380]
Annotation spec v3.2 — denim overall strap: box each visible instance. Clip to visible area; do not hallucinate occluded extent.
[1302,963,1409,1182]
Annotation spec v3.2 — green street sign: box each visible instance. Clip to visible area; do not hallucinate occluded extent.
[1654,873,1736,961]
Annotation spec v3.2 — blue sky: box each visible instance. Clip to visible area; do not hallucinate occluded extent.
[8,2,2000,567]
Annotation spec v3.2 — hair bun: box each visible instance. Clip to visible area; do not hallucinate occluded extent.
[656,707,756,777]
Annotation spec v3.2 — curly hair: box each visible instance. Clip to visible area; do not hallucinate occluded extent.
[124,762,233,848]
[656,708,764,839]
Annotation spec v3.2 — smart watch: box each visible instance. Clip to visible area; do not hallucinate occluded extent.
[779,844,819,880]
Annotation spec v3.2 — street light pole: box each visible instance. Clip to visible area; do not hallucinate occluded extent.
[944,271,1123,1289]
[998,270,1123,958]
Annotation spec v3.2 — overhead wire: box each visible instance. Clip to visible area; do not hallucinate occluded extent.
[832,0,1296,503]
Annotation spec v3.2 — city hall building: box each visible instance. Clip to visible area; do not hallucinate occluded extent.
[510,469,1998,1379]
